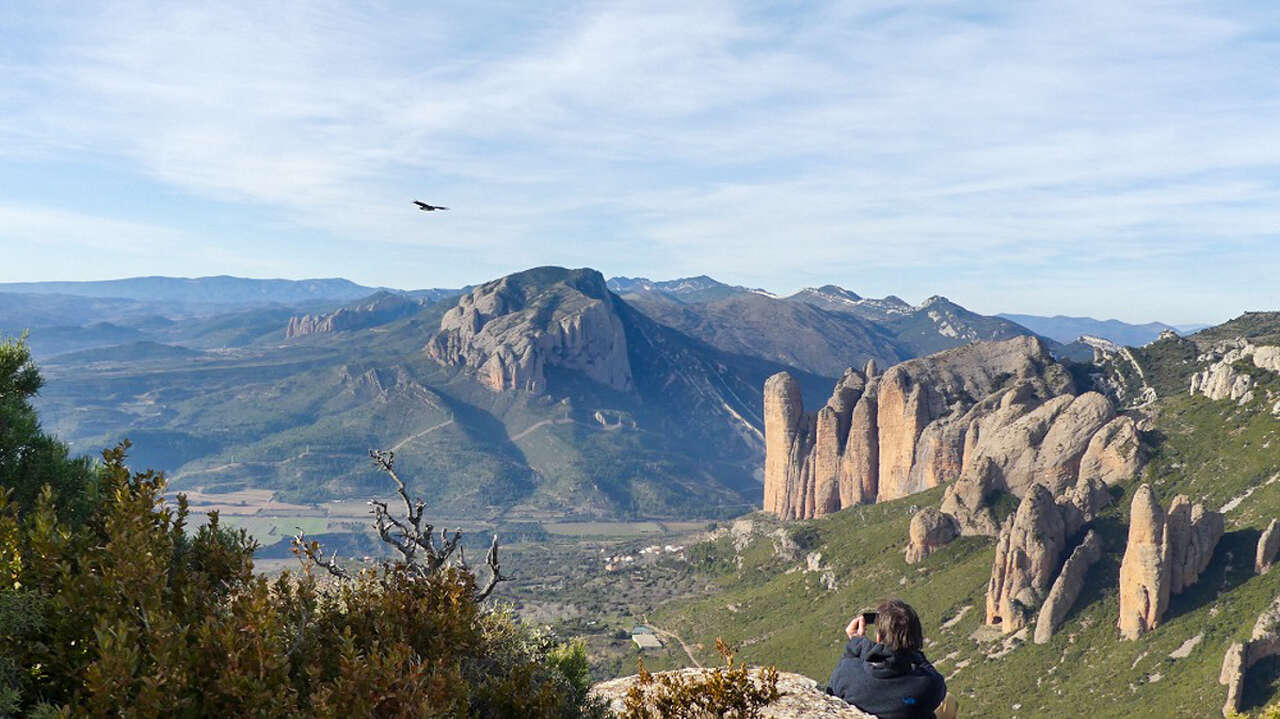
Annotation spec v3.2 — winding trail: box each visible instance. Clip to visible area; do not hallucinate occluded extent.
[390,419,455,451]
[645,621,702,668]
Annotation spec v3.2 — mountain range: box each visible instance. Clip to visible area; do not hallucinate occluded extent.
[3,268,1199,519]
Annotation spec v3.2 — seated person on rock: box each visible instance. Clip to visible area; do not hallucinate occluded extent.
[826,599,956,719]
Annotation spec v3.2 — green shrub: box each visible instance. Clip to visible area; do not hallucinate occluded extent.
[0,444,606,717]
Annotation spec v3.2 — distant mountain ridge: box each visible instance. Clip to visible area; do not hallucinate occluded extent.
[0,275,464,307]
[998,313,1185,346]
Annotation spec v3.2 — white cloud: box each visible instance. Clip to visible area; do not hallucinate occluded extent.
[0,0,1277,320]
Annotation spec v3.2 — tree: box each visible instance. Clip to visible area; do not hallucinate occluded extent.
[0,336,97,524]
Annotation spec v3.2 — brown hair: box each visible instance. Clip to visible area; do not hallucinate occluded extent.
[875,599,923,653]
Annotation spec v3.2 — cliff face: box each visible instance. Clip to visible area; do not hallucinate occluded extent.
[285,292,423,338]
[763,337,1140,522]
[426,267,633,394]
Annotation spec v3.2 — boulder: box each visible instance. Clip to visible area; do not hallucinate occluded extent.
[590,669,875,718]
[1257,519,1280,575]
[905,508,959,564]
[1078,416,1140,487]
[1118,485,1170,640]
[1034,530,1103,644]
[986,485,1067,634]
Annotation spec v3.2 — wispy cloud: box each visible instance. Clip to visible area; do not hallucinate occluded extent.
[0,0,1277,321]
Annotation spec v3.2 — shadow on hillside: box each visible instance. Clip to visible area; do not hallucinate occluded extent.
[1241,655,1280,714]
[1058,513,1127,628]
[1164,527,1261,624]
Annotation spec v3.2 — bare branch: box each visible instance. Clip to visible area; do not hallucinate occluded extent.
[293,529,350,580]
[474,534,507,601]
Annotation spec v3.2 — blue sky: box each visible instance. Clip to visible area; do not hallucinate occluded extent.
[2,1,1278,324]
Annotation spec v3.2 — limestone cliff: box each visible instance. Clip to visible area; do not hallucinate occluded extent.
[763,337,1141,524]
[425,267,633,394]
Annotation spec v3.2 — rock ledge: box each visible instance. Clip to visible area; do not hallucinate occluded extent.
[590,669,874,718]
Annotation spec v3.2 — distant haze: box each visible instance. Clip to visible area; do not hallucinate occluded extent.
[3,2,1278,324]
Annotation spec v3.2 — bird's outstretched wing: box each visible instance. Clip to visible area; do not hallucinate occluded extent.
[413,200,429,209]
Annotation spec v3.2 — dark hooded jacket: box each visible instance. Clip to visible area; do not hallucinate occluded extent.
[825,636,946,719]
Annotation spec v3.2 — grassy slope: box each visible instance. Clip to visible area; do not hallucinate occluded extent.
[650,334,1280,718]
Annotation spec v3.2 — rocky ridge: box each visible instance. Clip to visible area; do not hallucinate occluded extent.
[285,291,423,338]
[765,337,1141,530]
[590,669,875,718]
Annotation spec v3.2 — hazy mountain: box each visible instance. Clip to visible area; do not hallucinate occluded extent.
[0,275,390,306]
[624,292,905,377]
[32,267,831,519]
[606,275,759,304]
[998,313,1182,346]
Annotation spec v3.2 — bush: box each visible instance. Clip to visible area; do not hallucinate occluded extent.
[619,639,780,719]
[0,444,606,717]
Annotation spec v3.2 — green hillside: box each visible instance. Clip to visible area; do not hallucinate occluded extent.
[648,323,1280,718]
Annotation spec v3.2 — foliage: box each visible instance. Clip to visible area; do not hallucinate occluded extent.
[620,639,780,719]
[0,443,606,717]
[0,336,97,525]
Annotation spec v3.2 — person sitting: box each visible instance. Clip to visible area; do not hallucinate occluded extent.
[825,598,956,719]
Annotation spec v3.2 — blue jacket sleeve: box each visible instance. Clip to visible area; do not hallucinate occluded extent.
[843,636,873,659]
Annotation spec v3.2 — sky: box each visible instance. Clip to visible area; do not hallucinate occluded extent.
[2,1,1278,324]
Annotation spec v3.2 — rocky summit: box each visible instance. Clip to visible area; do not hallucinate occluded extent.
[427,267,634,393]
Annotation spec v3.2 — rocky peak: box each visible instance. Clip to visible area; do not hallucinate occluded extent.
[1118,485,1223,640]
[985,484,1067,634]
[425,267,633,394]
[1118,484,1170,640]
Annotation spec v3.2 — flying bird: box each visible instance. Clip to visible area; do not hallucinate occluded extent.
[413,201,449,212]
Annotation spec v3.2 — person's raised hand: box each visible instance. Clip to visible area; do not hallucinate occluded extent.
[845,615,866,639]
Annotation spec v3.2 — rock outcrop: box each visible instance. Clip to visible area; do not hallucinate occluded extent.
[764,337,1141,522]
[1118,485,1170,640]
[1220,594,1280,717]
[985,485,1067,634]
[1164,495,1225,595]
[286,291,422,338]
[1257,519,1279,575]
[426,267,633,394]
[1118,485,1224,640]
[905,507,959,564]
[1191,339,1280,407]
[1034,530,1102,644]
[590,669,875,718]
